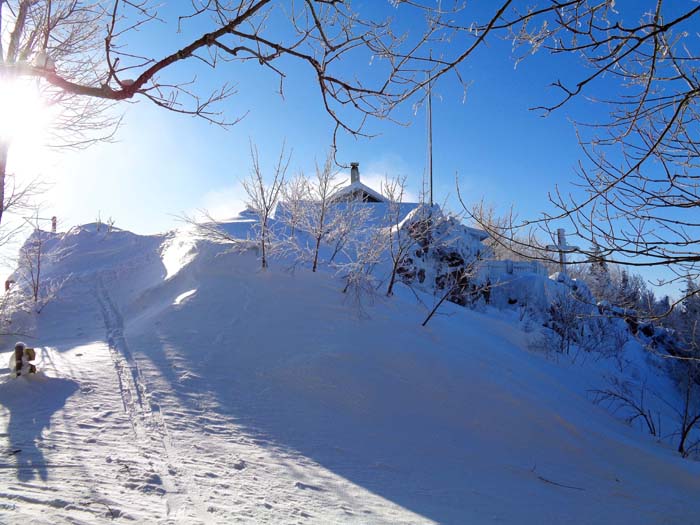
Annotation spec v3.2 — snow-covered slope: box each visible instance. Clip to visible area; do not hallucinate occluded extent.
[0,225,699,524]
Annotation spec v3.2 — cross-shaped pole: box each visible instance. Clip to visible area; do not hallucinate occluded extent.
[546,228,579,274]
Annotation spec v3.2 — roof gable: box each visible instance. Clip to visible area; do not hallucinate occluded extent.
[329,180,388,203]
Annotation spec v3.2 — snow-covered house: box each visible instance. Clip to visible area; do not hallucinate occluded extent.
[274,161,418,226]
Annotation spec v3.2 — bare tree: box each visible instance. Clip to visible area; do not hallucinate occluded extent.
[19,216,44,306]
[438,2,700,299]
[338,225,386,314]
[8,1,697,295]
[327,200,372,264]
[665,299,700,456]
[0,0,476,272]
[468,199,558,270]
[592,360,700,457]
[9,1,698,300]
[296,152,343,272]
[14,211,67,313]
[241,143,288,269]
[0,1,119,226]
[1,2,469,147]
[181,145,288,267]
[590,379,659,438]
[280,172,310,241]
[0,283,17,334]
[421,259,480,327]
[545,285,588,355]
[383,175,420,297]
[674,363,700,457]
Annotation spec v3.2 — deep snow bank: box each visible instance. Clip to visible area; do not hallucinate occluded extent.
[0,224,698,524]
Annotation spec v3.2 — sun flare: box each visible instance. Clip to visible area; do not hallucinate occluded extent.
[0,78,51,144]
[0,77,56,180]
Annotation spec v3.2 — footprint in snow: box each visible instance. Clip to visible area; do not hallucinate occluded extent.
[145,473,163,485]
[138,483,166,496]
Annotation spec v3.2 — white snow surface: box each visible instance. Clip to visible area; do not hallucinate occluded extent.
[0,224,698,524]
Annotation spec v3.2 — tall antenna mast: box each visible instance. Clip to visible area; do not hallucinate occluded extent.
[427,76,434,207]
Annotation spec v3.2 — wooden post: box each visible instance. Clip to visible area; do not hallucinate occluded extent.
[14,347,22,377]
[13,345,37,376]
[546,228,580,274]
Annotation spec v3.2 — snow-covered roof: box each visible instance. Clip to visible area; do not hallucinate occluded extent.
[275,199,419,228]
[328,180,388,203]
[464,225,489,241]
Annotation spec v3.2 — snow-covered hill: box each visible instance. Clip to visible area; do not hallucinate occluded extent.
[0,223,699,524]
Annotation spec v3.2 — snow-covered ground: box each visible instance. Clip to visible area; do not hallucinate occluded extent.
[0,224,699,524]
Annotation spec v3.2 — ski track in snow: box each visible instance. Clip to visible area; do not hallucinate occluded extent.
[93,271,395,524]
[121,273,413,524]
[95,273,210,523]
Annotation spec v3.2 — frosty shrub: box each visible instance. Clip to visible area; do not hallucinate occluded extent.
[337,226,385,316]
[590,377,659,438]
[545,287,587,355]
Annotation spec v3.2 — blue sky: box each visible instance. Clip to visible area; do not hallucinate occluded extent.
[38,3,586,230]
[5,1,682,296]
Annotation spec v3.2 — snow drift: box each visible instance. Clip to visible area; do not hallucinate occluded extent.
[0,222,698,524]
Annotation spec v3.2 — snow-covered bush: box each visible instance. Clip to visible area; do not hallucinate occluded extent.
[540,275,586,355]
[336,226,386,316]
[396,204,490,305]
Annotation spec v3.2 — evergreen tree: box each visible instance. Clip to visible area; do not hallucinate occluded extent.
[653,295,671,318]
[614,269,645,311]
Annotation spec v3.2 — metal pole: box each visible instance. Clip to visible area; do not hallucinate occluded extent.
[427,78,433,208]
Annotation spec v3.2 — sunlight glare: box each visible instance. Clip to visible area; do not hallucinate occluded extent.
[0,78,50,144]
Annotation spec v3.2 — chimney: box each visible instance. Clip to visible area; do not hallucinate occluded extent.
[350,162,360,184]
